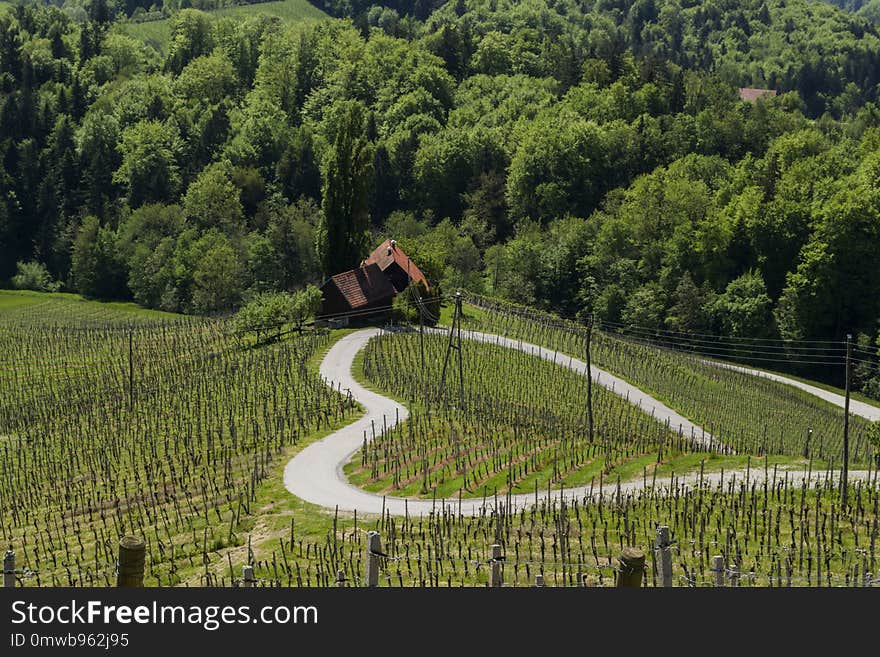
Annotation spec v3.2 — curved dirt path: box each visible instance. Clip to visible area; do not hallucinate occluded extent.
[284,329,875,515]
[702,360,880,422]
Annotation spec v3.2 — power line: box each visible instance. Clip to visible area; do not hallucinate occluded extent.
[597,317,847,345]
[599,331,846,366]
[597,323,847,353]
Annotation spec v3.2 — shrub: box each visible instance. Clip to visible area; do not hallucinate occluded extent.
[232,285,323,341]
[11,261,61,292]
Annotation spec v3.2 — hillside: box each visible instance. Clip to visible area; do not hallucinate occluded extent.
[2,292,877,589]
[0,0,878,403]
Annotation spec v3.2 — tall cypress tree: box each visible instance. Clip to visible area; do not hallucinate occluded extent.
[316,101,374,277]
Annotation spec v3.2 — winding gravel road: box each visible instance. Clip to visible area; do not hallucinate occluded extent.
[283,328,876,516]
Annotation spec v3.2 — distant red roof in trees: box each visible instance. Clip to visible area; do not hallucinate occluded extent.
[739,88,777,102]
[363,239,429,292]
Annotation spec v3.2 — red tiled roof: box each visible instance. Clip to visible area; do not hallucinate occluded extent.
[739,88,777,102]
[327,263,396,310]
[363,239,429,289]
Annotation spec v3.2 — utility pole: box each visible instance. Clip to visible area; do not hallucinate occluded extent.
[457,291,464,407]
[417,288,425,375]
[405,255,425,378]
[128,326,134,412]
[842,333,852,506]
[586,314,594,443]
[439,291,464,408]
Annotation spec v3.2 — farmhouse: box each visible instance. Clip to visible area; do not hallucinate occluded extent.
[318,239,428,323]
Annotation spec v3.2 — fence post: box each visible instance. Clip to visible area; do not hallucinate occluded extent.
[3,550,14,588]
[242,565,255,588]
[728,563,740,587]
[534,574,544,588]
[365,531,382,587]
[336,569,346,588]
[615,547,645,588]
[116,536,145,588]
[489,544,503,588]
[712,556,725,587]
[655,526,673,588]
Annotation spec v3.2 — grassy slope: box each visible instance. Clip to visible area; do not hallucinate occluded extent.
[0,289,183,322]
[120,0,327,52]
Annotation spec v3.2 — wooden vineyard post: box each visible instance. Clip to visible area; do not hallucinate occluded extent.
[3,549,14,588]
[712,556,725,587]
[365,531,382,588]
[242,565,255,588]
[456,291,464,408]
[336,569,346,588]
[116,536,145,587]
[655,526,673,588]
[489,544,503,588]
[616,547,645,588]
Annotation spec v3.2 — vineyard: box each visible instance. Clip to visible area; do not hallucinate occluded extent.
[349,330,807,499]
[459,295,878,467]
[0,290,183,323]
[0,300,355,587]
[2,291,880,587]
[215,467,880,588]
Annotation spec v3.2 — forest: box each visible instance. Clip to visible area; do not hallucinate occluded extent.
[0,0,879,396]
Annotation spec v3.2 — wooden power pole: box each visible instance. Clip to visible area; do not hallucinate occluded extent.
[439,292,464,408]
[842,333,852,506]
[586,314,594,443]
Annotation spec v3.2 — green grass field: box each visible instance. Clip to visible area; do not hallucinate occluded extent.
[120,0,327,52]
[0,289,183,323]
